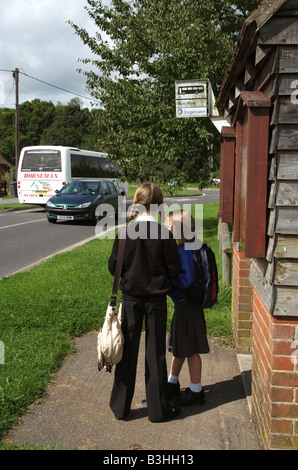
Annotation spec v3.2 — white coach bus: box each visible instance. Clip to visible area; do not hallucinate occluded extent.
[17,146,128,205]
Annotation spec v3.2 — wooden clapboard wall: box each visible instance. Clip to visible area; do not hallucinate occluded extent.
[261,0,298,316]
[219,0,298,316]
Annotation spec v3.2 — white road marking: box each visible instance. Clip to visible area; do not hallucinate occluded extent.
[0,218,46,230]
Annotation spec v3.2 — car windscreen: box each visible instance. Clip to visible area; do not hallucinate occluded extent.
[60,181,101,195]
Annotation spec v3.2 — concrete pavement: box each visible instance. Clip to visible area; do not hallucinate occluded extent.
[4,333,260,451]
[0,198,20,204]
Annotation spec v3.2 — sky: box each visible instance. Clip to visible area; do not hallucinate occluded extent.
[0,0,99,110]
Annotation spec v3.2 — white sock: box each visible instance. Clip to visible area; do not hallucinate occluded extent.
[190,382,202,393]
[168,374,179,384]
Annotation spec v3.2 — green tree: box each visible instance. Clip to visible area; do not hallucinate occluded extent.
[0,108,15,164]
[0,100,56,165]
[40,98,98,149]
[19,99,56,151]
[70,0,259,187]
[0,98,99,165]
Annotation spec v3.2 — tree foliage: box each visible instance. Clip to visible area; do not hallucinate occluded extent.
[0,98,99,166]
[70,0,260,187]
[40,98,98,149]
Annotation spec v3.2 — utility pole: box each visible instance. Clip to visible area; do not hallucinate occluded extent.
[13,68,19,176]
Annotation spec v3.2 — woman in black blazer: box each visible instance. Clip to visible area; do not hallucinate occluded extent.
[108,183,182,422]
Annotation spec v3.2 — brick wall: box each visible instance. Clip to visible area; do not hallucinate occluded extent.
[232,245,253,353]
[252,290,298,450]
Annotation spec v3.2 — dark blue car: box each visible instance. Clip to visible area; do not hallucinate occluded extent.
[45,179,123,224]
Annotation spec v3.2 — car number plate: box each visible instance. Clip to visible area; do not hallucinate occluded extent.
[57,215,74,220]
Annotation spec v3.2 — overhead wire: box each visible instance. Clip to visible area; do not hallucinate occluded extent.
[0,68,100,104]
[0,81,14,108]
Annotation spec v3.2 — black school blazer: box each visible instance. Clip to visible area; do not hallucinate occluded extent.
[108,219,182,298]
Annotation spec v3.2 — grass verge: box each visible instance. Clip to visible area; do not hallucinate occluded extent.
[0,203,27,211]
[0,200,232,442]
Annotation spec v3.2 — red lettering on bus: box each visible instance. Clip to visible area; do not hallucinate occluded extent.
[23,172,59,179]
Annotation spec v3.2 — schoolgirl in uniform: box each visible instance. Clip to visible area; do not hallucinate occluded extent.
[108,183,182,422]
[165,210,210,406]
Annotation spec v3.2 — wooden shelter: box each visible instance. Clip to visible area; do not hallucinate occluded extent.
[0,152,11,180]
[0,152,11,197]
[217,0,298,450]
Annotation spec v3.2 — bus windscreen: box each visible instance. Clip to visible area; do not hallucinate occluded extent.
[21,150,62,172]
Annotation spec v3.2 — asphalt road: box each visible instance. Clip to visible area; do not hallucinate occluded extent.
[0,190,219,279]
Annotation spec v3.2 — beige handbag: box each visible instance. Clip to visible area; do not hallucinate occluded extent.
[97,232,125,372]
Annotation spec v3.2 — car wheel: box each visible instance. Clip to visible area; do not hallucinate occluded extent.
[88,212,98,226]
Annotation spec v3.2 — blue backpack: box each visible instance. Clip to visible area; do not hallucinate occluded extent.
[187,243,218,309]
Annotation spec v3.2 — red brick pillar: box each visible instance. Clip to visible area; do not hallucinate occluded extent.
[232,245,253,353]
[252,290,298,449]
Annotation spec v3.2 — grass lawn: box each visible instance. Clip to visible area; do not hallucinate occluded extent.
[0,200,232,442]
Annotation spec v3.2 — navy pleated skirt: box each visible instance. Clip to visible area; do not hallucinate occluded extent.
[168,300,210,358]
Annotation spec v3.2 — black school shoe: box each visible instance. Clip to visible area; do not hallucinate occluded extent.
[150,405,181,423]
[167,381,180,399]
[174,387,205,406]
[115,414,129,421]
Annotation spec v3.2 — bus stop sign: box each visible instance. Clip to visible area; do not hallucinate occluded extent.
[175,79,212,118]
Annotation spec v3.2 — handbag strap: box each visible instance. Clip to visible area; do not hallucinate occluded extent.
[112,228,126,297]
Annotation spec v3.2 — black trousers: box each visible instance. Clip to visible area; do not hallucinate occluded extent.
[110,296,169,422]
